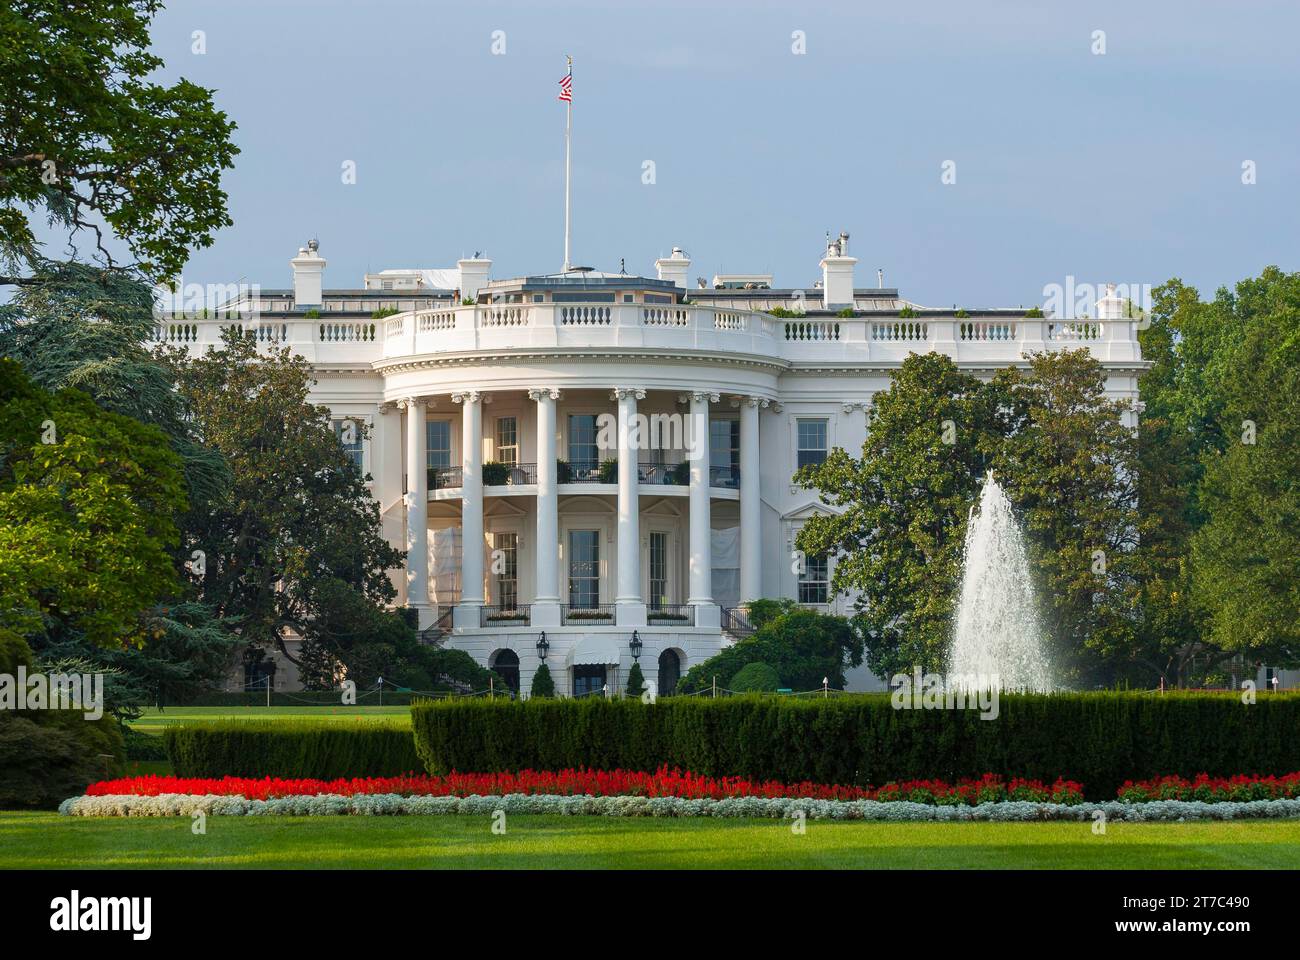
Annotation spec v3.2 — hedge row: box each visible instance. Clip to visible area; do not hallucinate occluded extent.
[410,693,1300,799]
[164,721,422,778]
[165,690,429,707]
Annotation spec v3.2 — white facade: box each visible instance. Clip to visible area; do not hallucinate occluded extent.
[161,237,1147,696]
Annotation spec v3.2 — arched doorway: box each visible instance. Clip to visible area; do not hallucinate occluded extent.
[491,649,520,695]
[657,649,681,696]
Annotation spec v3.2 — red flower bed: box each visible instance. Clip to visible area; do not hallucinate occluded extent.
[1117,772,1300,803]
[86,768,1083,805]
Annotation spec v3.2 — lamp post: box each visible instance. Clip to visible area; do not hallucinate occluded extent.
[536,631,549,662]
[629,630,642,663]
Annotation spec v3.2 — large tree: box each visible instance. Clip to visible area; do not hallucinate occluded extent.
[0,0,237,284]
[169,330,408,686]
[0,359,185,648]
[990,350,1146,686]
[794,353,1008,677]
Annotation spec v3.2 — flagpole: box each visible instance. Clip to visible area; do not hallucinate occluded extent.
[563,55,572,272]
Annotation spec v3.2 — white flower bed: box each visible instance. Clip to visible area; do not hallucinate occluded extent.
[58,792,1300,822]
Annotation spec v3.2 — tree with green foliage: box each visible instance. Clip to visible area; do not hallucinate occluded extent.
[529,662,555,699]
[0,263,239,707]
[168,330,408,686]
[0,0,237,284]
[624,661,646,698]
[1180,269,1300,670]
[0,359,185,648]
[990,349,1146,685]
[679,606,861,693]
[794,353,1008,676]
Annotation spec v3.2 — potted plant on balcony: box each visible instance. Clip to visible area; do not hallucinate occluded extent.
[669,461,690,485]
[598,458,618,484]
[556,459,572,483]
[482,460,509,486]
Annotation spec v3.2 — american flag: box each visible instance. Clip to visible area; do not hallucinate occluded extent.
[558,73,572,102]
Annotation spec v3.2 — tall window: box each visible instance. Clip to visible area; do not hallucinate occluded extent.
[568,530,600,608]
[493,532,519,609]
[426,420,452,469]
[796,418,828,468]
[495,417,518,466]
[568,414,599,478]
[710,418,739,486]
[649,531,668,606]
[798,553,829,604]
[332,419,363,474]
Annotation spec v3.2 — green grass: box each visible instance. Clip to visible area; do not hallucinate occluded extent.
[129,705,410,737]
[3,812,1297,869]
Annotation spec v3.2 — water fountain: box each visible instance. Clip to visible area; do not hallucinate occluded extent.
[948,472,1054,692]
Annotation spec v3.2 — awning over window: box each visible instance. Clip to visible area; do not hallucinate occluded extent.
[566,636,621,666]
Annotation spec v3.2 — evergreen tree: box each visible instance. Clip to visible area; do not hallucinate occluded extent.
[529,662,555,698]
[169,329,408,685]
[794,353,1008,676]
[624,661,646,698]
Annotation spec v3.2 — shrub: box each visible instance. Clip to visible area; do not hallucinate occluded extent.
[731,662,780,692]
[556,459,572,483]
[481,460,510,486]
[624,662,646,698]
[0,633,125,808]
[679,606,861,693]
[598,458,618,484]
[410,692,1300,799]
[164,720,421,778]
[530,663,555,699]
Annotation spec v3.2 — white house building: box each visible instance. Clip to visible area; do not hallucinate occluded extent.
[158,235,1149,697]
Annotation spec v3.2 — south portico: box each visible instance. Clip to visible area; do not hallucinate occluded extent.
[386,379,773,694]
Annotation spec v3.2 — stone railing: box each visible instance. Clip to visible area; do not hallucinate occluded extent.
[152,305,1142,367]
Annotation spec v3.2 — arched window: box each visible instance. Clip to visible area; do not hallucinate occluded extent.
[657,649,681,697]
[491,649,520,694]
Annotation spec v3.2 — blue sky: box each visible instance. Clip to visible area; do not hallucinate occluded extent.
[122,0,1300,306]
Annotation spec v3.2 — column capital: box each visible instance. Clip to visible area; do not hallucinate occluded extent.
[730,395,770,409]
[527,387,562,402]
[611,387,646,401]
[396,396,426,411]
[842,400,869,413]
[450,390,482,404]
[678,391,720,404]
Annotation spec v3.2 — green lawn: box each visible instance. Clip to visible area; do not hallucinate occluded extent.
[129,705,410,736]
[3,812,1298,869]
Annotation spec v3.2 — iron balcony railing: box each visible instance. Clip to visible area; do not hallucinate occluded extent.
[483,462,536,486]
[428,466,463,490]
[648,603,695,626]
[561,604,615,625]
[638,461,689,485]
[722,605,755,637]
[479,604,531,627]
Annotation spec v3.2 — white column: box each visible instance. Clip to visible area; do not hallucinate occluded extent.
[529,387,561,627]
[453,391,484,625]
[739,396,766,604]
[614,387,646,625]
[686,391,720,626]
[401,397,430,615]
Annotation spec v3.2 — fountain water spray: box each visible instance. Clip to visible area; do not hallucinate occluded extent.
[948,472,1054,692]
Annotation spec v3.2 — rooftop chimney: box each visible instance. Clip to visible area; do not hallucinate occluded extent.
[655,246,691,289]
[457,256,492,301]
[1096,283,1125,320]
[820,231,857,309]
[290,238,326,307]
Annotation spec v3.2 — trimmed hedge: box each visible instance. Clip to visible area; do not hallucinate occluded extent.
[164,721,421,778]
[411,692,1300,799]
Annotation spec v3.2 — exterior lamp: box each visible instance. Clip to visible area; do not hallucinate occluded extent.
[536,631,549,661]
[629,630,643,662]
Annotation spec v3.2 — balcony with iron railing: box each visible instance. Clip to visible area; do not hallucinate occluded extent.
[647,603,695,626]
[561,604,615,625]
[479,604,531,627]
